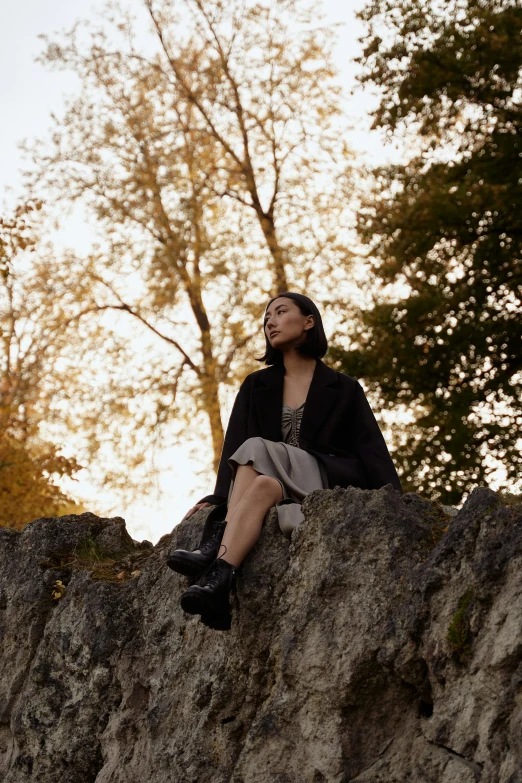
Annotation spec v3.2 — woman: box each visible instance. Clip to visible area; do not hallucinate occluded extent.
[167,292,402,630]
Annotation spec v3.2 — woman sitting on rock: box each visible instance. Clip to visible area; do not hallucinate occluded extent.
[167,292,402,630]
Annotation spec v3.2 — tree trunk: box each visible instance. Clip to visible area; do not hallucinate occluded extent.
[186,255,225,476]
[257,209,289,294]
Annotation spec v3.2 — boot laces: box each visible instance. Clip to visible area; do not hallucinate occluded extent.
[199,522,226,555]
[204,556,231,590]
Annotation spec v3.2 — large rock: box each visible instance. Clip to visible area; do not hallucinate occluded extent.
[0,486,521,782]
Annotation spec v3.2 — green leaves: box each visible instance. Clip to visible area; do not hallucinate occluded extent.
[341,0,522,503]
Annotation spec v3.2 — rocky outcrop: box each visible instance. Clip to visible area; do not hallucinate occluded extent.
[0,485,521,783]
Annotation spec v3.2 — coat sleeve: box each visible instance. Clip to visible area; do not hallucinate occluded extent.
[196,375,251,506]
[353,381,403,494]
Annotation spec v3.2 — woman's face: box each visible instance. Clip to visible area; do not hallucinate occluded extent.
[264,297,314,350]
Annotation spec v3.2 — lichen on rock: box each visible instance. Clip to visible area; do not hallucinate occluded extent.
[0,486,521,782]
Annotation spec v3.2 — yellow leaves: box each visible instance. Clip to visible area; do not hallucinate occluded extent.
[0,202,42,262]
[52,580,66,600]
[12,0,356,511]
[50,568,140,597]
[0,438,82,530]
[116,569,141,580]
[0,203,84,530]
[90,566,142,583]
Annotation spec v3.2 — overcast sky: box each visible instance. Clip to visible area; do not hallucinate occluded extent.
[1,0,402,542]
[1,0,400,196]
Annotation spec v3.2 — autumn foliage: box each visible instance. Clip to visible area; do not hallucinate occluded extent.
[0,204,81,528]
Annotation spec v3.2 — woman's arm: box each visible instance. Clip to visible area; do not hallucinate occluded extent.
[353,381,403,494]
[196,375,252,505]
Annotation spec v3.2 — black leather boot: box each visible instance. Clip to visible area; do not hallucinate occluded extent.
[167,520,227,578]
[180,557,236,631]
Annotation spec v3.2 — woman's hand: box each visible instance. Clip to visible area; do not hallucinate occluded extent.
[183,501,212,520]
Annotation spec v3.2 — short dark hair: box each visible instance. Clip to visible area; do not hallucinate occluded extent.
[255,292,328,365]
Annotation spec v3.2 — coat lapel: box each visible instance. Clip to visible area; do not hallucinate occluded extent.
[300,359,340,445]
[253,362,285,442]
[253,359,340,446]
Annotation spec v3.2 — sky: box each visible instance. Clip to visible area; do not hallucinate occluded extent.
[0,0,404,542]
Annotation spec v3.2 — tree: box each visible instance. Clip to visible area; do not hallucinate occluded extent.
[332,0,522,503]
[0,204,81,528]
[142,0,352,292]
[25,0,354,490]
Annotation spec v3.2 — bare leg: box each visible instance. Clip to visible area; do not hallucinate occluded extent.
[218,474,283,567]
[192,463,259,555]
[227,462,260,515]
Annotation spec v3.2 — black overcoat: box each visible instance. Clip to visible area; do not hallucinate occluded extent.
[196,358,402,543]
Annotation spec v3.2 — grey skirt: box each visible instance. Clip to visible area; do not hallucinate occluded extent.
[227,436,328,537]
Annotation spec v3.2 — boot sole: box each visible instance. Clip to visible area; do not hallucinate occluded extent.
[166,552,208,578]
[201,611,231,631]
[180,587,232,630]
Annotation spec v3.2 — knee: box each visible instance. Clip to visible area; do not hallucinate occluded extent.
[250,474,283,498]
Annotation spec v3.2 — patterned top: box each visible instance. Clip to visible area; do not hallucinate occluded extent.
[281,401,305,447]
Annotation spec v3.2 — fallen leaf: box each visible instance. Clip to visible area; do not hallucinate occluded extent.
[52,580,66,600]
